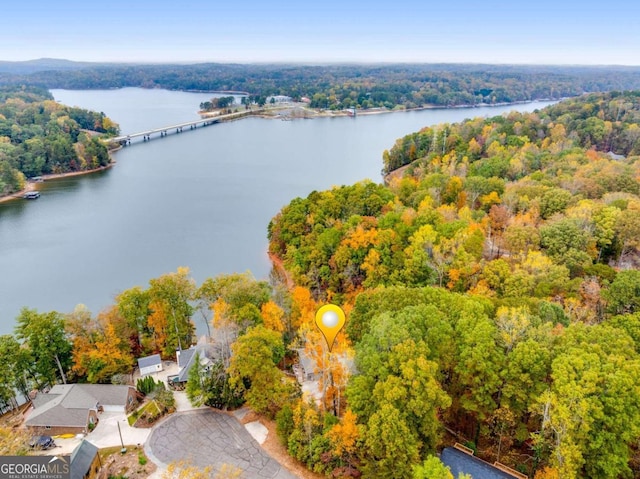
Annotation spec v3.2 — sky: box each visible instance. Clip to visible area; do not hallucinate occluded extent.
[2,0,639,65]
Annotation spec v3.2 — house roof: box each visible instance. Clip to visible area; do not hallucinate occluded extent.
[31,391,59,409]
[26,384,133,428]
[138,354,162,369]
[441,447,518,479]
[72,384,132,407]
[296,349,317,377]
[70,440,99,479]
[176,345,213,383]
[178,348,196,369]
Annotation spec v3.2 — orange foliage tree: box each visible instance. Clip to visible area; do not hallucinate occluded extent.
[70,306,134,383]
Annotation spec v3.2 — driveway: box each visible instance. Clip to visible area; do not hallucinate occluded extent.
[146,410,297,479]
[87,411,151,448]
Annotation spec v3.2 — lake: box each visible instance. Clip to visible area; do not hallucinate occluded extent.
[0,88,555,334]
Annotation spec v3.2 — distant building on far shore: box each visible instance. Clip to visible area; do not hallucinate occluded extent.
[267,95,292,104]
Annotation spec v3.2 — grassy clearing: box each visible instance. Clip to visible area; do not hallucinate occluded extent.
[99,445,138,461]
[127,400,162,426]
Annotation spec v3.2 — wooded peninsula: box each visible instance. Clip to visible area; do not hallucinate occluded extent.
[0,85,118,197]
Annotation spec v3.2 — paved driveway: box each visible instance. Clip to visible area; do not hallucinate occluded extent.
[88,411,151,449]
[146,410,297,479]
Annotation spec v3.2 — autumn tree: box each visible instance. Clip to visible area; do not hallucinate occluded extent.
[603,270,640,315]
[260,300,285,332]
[413,456,454,479]
[186,352,242,409]
[15,308,72,387]
[116,286,151,355]
[197,272,271,328]
[327,409,359,468]
[148,267,196,354]
[0,334,31,408]
[228,325,297,416]
[68,306,134,383]
[535,323,640,478]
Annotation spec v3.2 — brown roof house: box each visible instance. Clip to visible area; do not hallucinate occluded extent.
[25,384,137,436]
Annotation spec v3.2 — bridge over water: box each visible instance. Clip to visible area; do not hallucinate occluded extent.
[106,109,264,146]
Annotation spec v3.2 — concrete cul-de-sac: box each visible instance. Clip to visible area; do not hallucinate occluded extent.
[145,409,297,479]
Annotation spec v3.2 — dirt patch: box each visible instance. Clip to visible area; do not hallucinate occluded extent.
[268,252,295,290]
[99,445,156,479]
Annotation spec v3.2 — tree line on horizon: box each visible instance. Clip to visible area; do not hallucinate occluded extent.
[3,63,640,110]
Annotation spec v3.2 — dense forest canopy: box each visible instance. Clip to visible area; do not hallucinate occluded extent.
[271,91,640,301]
[2,61,640,109]
[267,92,640,477]
[0,85,118,196]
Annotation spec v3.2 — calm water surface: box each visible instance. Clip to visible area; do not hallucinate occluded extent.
[0,88,555,333]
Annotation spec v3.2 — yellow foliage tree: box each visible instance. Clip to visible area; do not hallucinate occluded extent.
[260,300,285,332]
[534,467,560,479]
[291,286,317,330]
[70,306,134,383]
[303,327,352,415]
[328,409,359,457]
[147,300,169,355]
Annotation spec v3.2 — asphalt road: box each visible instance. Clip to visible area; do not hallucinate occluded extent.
[145,409,297,479]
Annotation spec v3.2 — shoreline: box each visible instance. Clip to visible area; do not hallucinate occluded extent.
[200,98,555,121]
[0,162,115,204]
[1,98,555,204]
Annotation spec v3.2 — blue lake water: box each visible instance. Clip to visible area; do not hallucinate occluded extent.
[0,88,555,333]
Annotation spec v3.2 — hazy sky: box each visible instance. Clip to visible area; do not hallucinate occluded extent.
[3,0,639,65]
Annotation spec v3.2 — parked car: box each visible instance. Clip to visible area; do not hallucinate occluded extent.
[29,435,56,449]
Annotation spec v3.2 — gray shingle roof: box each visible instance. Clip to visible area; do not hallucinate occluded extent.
[26,385,133,428]
[441,447,518,479]
[175,345,213,383]
[27,404,90,428]
[138,354,162,369]
[178,348,196,368]
[70,440,98,479]
[31,391,59,409]
[74,384,131,407]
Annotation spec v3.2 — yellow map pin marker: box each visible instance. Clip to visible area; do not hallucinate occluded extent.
[315,304,346,352]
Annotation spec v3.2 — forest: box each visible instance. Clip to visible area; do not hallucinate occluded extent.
[267,91,640,478]
[3,62,640,110]
[1,91,640,478]
[0,85,118,196]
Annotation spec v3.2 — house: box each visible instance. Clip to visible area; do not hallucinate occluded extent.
[295,348,320,382]
[440,445,527,479]
[167,344,214,389]
[25,384,137,436]
[295,348,355,383]
[137,354,163,376]
[267,95,292,104]
[70,440,101,479]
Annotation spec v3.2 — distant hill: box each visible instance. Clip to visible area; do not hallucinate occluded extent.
[2,61,640,110]
[0,58,109,74]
